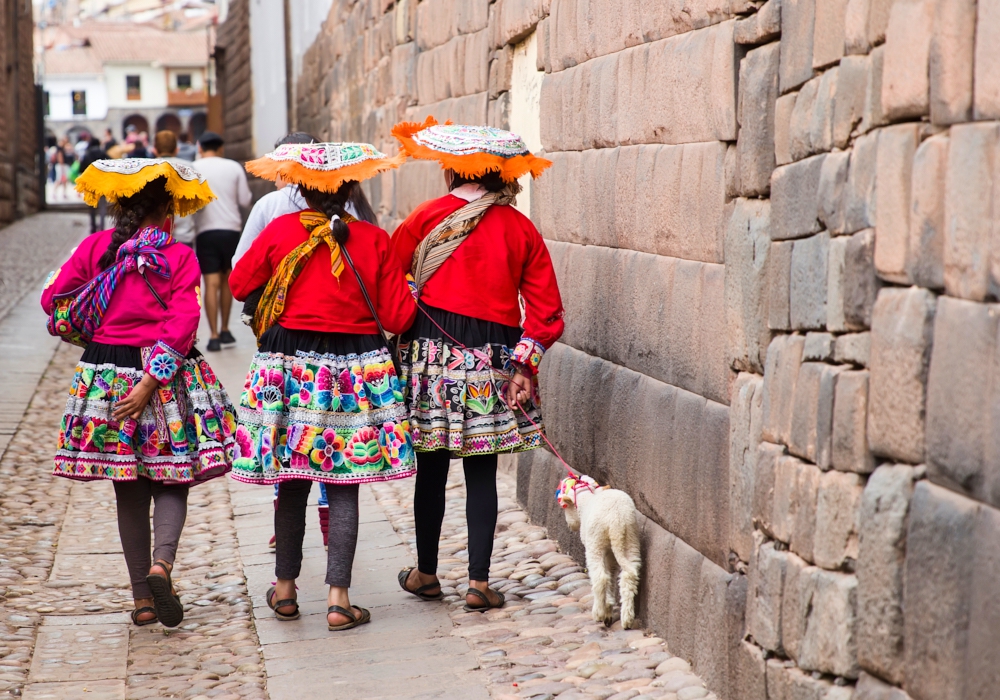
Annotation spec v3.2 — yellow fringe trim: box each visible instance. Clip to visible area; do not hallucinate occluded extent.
[75,162,216,218]
[245,153,406,194]
[391,117,552,183]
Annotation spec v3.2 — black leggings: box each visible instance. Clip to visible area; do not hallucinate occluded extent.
[414,450,498,581]
[274,479,359,587]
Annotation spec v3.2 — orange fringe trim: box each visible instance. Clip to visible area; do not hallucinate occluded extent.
[245,153,406,193]
[392,117,552,182]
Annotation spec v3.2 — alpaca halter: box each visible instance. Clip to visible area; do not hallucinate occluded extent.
[556,475,607,508]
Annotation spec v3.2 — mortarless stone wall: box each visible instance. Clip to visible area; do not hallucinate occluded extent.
[0,0,40,226]
[221,0,1000,697]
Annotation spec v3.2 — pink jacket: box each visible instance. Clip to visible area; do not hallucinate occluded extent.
[41,229,201,384]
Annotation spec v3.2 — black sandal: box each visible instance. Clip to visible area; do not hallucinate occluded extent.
[266,586,300,621]
[464,587,505,612]
[146,560,184,628]
[130,606,157,627]
[327,605,371,631]
[397,567,444,601]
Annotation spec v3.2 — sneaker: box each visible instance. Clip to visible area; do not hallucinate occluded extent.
[206,338,221,352]
[219,330,237,345]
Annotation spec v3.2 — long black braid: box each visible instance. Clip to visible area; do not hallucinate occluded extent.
[97,176,173,269]
[300,181,358,244]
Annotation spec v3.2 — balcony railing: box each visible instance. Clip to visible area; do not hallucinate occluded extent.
[167,88,208,107]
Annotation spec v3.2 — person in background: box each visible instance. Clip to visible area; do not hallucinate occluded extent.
[153,130,198,249]
[80,138,109,233]
[176,132,197,162]
[101,128,117,150]
[193,131,251,352]
[130,132,151,159]
[74,133,90,161]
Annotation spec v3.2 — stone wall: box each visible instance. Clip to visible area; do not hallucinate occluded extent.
[222,0,1000,697]
[214,0,254,164]
[0,0,40,226]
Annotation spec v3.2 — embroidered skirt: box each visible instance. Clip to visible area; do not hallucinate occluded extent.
[401,305,543,456]
[231,325,415,485]
[54,343,236,484]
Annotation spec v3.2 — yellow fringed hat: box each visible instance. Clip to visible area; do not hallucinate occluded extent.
[391,117,551,182]
[75,158,216,217]
[245,142,405,193]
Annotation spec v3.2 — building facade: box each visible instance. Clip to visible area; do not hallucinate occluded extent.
[218,2,1000,699]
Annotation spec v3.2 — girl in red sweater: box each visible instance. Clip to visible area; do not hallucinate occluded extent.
[229,142,416,631]
[390,119,564,611]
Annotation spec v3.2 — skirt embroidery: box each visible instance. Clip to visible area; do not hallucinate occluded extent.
[231,346,416,485]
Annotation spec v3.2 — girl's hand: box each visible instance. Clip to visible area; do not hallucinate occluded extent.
[113,373,159,421]
[506,368,533,409]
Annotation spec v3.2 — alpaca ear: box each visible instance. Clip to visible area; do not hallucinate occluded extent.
[557,478,577,508]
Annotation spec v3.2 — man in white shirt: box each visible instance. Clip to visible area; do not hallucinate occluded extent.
[152,130,197,247]
[193,131,252,351]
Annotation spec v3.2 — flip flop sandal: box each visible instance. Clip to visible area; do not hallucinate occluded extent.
[130,606,158,627]
[397,567,444,601]
[266,586,300,621]
[327,605,371,631]
[146,560,185,628]
[464,587,505,612]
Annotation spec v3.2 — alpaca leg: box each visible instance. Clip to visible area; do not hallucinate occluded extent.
[586,549,612,626]
[603,547,619,608]
[612,529,642,630]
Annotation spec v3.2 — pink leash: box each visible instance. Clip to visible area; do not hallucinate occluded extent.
[414,305,578,480]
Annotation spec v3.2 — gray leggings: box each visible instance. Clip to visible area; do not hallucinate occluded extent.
[275,480,359,587]
[113,478,189,600]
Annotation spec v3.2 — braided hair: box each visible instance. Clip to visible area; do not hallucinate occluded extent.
[97,176,173,269]
[300,180,376,244]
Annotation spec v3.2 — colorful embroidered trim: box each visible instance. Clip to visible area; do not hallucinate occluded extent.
[511,337,545,375]
[75,158,215,217]
[144,341,185,384]
[245,142,405,194]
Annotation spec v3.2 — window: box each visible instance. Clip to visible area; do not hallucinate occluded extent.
[43,91,50,116]
[126,75,141,100]
[176,73,192,89]
[71,90,86,116]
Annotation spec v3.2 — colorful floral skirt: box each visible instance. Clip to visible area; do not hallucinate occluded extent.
[401,305,543,456]
[54,343,236,484]
[231,325,416,486]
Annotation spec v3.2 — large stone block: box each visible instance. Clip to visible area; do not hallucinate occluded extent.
[737,43,780,197]
[813,0,847,68]
[925,296,1000,509]
[694,560,736,700]
[762,334,805,445]
[730,373,764,563]
[907,133,947,290]
[831,369,875,473]
[799,569,860,678]
[866,0,893,44]
[818,150,850,234]
[780,552,813,662]
[789,361,843,467]
[780,0,817,92]
[667,537,706,660]
[844,228,880,330]
[880,0,932,121]
[867,286,936,464]
[731,641,767,700]
[789,76,819,162]
[772,155,826,241]
[775,92,797,166]
[844,0,871,54]
[772,455,820,559]
[843,130,878,234]
[516,448,587,563]
[974,0,1000,120]
[860,46,888,134]
[726,199,773,374]
[768,240,794,331]
[790,232,830,330]
[856,464,921,685]
[834,55,869,149]
[753,441,785,538]
[814,470,864,569]
[929,0,975,125]
[827,235,848,332]
[746,539,787,652]
[943,122,1000,302]
[856,672,915,700]
[834,331,871,367]
[874,123,920,285]
[494,0,547,47]
[735,0,782,45]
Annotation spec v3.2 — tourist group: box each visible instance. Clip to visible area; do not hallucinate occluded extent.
[39,118,565,631]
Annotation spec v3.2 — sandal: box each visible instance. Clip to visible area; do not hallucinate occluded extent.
[464,587,505,612]
[130,606,157,627]
[327,605,371,631]
[397,567,444,601]
[266,586,300,621]
[146,560,184,628]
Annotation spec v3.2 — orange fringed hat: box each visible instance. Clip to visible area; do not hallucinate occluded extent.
[391,117,551,183]
[245,142,405,193]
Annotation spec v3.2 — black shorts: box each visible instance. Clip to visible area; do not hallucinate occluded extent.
[195,229,240,275]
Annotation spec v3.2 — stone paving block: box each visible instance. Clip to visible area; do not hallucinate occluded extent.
[735,0,782,45]
[874,123,920,284]
[868,286,936,464]
[22,680,125,700]
[790,231,830,330]
[768,240,794,331]
[844,228,880,330]
[974,0,1000,119]
[814,470,864,569]
[780,552,814,661]
[28,624,128,682]
[818,150,850,234]
[843,129,878,234]
[799,569,860,678]
[813,0,847,68]
[907,132,947,290]
[780,0,817,92]
[831,369,875,473]
[762,333,805,445]
[925,296,1000,509]
[746,540,787,653]
[929,0,975,125]
[845,0,871,55]
[772,155,826,241]
[881,0,932,121]
[855,672,915,700]
[775,92,797,166]
[754,441,786,539]
[827,235,847,332]
[731,373,764,563]
[856,464,921,685]
[726,199,773,374]
[738,43,780,197]
[943,122,1000,301]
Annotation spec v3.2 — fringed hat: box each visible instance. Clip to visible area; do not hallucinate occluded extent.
[392,117,551,182]
[245,142,405,193]
[75,158,216,217]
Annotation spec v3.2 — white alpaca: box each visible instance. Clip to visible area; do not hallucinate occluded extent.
[557,475,642,629]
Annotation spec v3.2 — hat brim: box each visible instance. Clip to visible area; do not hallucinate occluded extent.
[245,153,405,193]
[391,117,551,183]
[75,160,215,217]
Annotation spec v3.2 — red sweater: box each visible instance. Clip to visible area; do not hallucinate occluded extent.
[229,212,416,336]
[391,194,565,356]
